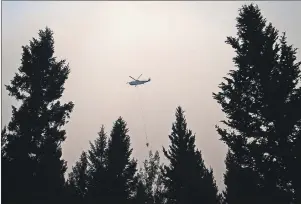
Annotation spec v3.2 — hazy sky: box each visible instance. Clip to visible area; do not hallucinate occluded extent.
[2,1,301,191]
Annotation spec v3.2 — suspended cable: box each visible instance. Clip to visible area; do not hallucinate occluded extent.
[135,87,150,149]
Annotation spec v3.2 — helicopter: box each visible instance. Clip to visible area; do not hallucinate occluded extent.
[127,74,151,87]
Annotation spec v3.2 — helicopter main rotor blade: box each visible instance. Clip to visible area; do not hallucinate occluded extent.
[137,74,142,80]
[129,76,136,80]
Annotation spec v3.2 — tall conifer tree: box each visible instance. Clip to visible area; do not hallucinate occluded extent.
[3,27,74,204]
[213,4,301,203]
[87,125,108,204]
[106,117,137,204]
[162,106,220,204]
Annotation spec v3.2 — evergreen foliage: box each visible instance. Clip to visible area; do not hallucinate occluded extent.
[2,27,74,204]
[213,3,301,203]
[162,106,220,204]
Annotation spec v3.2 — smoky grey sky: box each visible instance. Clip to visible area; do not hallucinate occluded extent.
[2,1,301,191]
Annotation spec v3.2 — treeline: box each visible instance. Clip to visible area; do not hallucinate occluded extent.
[2,3,301,204]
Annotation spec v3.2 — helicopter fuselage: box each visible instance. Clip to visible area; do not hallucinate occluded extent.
[129,79,151,86]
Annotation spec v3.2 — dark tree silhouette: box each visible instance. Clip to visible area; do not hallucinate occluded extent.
[2,127,10,203]
[134,150,166,204]
[106,117,138,204]
[86,125,109,204]
[67,151,89,204]
[162,106,220,204]
[213,3,301,204]
[3,27,74,204]
[2,127,8,158]
[134,176,149,204]
[222,150,261,204]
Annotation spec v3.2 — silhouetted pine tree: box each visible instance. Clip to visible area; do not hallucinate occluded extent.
[133,150,166,204]
[86,125,109,204]
[222,150,261,204]
[106,117,137,204]
[213,3,301,204]
[134,177,149,204]
[67,151,89,204]
[162,106,220,204]
[148,151,166,204]
[2,127,8,158]
[1,127,10,204]
[3,27,74,204]
[154,169,167,204]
